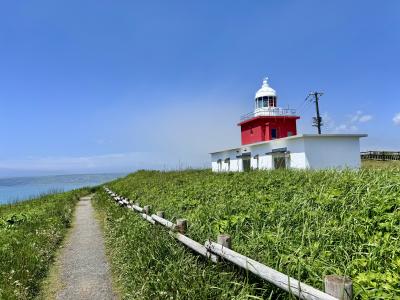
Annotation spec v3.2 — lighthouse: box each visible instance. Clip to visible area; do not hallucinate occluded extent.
[238,78,300,145]
[210,76,367,171]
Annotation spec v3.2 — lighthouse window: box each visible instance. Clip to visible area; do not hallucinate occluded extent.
[263,98,268,107]
[269,98,274,106]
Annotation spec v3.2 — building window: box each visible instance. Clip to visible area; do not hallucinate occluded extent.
[271,128,278,139]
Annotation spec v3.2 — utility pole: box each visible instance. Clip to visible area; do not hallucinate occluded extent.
[308,91,324,134]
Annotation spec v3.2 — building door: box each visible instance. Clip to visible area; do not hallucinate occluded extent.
[271,128,278,139]
[273,155,286,169]
[242,157,251,172]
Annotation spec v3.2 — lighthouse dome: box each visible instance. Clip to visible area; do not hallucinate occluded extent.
[255,77,276,98]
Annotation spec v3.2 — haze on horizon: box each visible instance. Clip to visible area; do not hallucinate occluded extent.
[0,1,399,177]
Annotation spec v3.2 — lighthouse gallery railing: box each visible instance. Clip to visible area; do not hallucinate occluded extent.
[240,108,297,121]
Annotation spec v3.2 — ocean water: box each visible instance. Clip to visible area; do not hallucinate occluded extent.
[0,173,126,205]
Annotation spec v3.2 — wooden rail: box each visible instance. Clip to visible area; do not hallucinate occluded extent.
[205,241,338,300]
[103,187,353,300]
[170,232,219,263]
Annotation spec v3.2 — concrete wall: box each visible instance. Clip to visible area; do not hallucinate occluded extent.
[303,136,361,169]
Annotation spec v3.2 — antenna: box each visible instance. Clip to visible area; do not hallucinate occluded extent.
[307,92,324,134]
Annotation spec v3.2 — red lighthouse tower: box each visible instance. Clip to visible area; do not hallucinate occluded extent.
[238,78,300,145]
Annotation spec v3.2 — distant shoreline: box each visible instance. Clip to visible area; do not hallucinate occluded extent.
[0,173,127,205]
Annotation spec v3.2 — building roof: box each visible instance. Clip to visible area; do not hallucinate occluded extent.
[209,133,368,154]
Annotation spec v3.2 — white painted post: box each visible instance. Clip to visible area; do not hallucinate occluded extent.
[324,275,353,300]
[143,205,151,215]
[217,234,232,249]
[176,219,187,234]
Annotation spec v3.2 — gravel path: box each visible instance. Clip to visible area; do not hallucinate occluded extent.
[55,196,117,300]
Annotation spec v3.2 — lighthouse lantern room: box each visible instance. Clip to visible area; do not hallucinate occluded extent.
[210,76,367,171]
[238,78,299,145]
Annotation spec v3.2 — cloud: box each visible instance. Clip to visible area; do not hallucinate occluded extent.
[0,88,243,177]
[333,110,372,132]
[350,111,373,123]
[358,115,373,122]
[0,151,209,177]
[95,139,106,145]
[317,111,372,133]
[335,124,358,131]
[393,112,400,125]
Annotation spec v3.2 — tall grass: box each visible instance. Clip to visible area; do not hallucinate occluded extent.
[0,189,87,299]
[96,168,400,299]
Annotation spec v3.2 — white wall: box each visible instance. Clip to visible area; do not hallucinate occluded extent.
[211,149,241,172]
[211,135,363,172]
[303,137,361,169]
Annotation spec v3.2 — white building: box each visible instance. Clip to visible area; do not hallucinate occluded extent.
[210,78,367,171]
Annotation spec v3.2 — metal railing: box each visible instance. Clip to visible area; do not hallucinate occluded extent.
[240,108,297,121]
[361,151,400,161]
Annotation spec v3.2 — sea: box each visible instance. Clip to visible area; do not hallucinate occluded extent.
[0,173,127,205]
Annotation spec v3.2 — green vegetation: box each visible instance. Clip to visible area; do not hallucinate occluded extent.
[362,159,400,169]
[0,190,87,299]
[95,168,400,299]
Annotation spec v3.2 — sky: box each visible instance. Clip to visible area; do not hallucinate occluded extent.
[0,1,399,177]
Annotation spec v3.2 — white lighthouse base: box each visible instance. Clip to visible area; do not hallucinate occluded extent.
[210,134,367,172]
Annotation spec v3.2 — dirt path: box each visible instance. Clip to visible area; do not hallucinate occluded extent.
[54,196,116,300]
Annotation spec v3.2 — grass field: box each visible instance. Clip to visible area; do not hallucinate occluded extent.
[95,167,400,299]
[0,190,88,299]
[362,159,400,169]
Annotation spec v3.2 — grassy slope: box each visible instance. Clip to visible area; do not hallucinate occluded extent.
[96,168,400,299]
[0,190,87,299]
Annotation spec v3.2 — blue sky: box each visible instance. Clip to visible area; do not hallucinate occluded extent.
[0,1,399,176]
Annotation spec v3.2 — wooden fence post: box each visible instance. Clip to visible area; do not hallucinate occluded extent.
[217,234,232,249]
[324,275,353,300]
[143,205,151,215]
[176,219,187,234]
[156,211,165,218]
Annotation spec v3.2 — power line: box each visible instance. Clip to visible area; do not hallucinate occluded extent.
[295,95,311,112]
